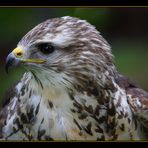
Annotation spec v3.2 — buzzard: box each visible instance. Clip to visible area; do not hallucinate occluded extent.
[0,16,148,140]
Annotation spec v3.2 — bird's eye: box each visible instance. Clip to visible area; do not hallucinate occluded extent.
[38,43,54,54]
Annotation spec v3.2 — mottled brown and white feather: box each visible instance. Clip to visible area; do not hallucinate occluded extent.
[0,16,148,140]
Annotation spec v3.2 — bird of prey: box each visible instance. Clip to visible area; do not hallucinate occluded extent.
[0,16,148,141]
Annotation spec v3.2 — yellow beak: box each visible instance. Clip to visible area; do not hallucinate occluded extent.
[12,47,46,64]
[23,59,46,64]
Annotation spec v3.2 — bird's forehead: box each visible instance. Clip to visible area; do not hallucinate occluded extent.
[18,17,88,48]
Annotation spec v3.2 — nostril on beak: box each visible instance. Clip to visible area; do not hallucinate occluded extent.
[13,47,24,58]
[16,52,22,56]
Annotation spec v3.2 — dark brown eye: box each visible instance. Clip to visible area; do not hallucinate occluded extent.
[38,43,54,54]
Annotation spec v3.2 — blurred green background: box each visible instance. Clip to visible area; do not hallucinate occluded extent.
[0,7,148,104]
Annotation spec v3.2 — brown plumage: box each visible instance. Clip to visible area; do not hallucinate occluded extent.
[0,16,148,140]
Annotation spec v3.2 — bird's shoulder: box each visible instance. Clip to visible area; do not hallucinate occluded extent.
[115,74,148,113]
[115,74,148,136]
[0,81,19,137]
[1,81,19,109]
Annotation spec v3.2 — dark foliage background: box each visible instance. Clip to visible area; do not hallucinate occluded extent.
[0,8,148,103]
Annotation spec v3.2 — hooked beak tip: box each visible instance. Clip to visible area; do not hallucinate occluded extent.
[5,53,16,73]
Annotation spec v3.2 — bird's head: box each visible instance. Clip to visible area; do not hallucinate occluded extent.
[6,16,115,89]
